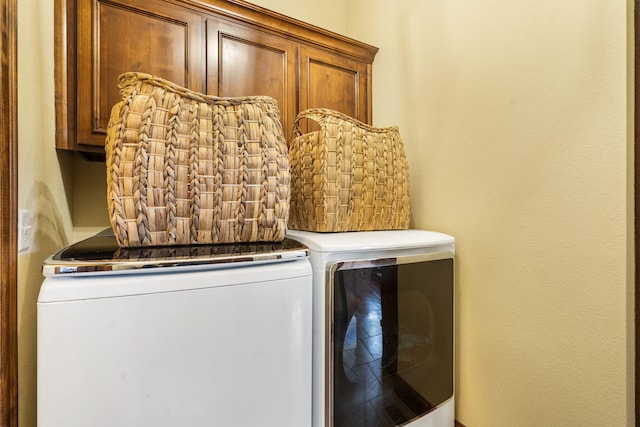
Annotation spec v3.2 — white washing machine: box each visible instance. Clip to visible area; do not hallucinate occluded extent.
[286,229,455,427]
[38,229,313,427]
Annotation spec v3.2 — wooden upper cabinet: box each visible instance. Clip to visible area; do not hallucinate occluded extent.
[56,0,378,158]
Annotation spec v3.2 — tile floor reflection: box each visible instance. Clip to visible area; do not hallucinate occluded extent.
[333,269,433,427]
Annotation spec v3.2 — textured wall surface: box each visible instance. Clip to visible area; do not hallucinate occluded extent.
[345,0,634,425]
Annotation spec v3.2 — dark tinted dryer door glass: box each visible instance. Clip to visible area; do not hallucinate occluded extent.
[331,257,453,427]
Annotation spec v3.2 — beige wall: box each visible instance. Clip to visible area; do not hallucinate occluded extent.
[17,0,634,426]
[346,0,634,426]
[18,1,73,426]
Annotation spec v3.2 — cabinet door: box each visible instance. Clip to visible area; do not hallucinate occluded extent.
[206,18,297,138]
[75,0,204,150]
[298,45,372,132]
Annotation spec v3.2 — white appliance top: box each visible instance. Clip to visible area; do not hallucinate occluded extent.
[42,228,309,277]
[285,229,454,252]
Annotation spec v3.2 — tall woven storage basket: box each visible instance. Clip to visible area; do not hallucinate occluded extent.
[105,72,290,247]
[288,108,410,232]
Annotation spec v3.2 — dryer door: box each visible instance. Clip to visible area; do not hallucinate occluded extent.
[329,253,454,427]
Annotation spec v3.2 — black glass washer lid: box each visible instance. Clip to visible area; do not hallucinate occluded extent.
[42,228,309,276]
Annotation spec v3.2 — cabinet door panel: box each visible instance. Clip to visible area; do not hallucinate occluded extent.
[308,60,358,118]
[207,19,296,137]
[299,45,372,132]
[77,0,203,149]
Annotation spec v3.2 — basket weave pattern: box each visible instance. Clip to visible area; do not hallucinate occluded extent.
[106,72,290,247]
[288,108,410,232]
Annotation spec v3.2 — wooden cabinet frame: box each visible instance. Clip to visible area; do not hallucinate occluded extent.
[0,0,17,423]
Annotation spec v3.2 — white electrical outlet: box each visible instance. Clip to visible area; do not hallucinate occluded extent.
[18,210,33,253]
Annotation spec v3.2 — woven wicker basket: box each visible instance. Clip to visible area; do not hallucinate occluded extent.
[288,108,410,232]
[105,72,290,247]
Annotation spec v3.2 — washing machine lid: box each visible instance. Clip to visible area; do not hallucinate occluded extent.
[42,228,309,277]
[285,229,454,252]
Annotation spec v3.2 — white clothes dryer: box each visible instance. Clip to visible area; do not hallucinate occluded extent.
[286,229,455,427]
